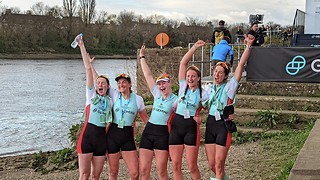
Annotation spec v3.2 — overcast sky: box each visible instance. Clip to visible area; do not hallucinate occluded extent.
[1,0,306,26]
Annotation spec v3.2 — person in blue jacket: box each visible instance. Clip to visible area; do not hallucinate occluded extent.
[211,36,234,67]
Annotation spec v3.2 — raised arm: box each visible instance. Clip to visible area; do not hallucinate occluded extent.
[89,55,98,81]
[179,40,206,81]
[78,38,94,88]
[139,45,155,92]
[233,34,255,82]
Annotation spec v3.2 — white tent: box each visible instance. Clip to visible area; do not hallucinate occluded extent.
[305,0,320,34]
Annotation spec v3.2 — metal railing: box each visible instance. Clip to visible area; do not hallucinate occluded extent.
[188,42,246,77]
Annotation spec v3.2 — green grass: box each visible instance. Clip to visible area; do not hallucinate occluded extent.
[232,120,315,179]
[261,122,314,179]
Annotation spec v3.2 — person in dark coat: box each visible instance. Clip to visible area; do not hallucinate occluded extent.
[248,22,264,46]
[211,20,232,45]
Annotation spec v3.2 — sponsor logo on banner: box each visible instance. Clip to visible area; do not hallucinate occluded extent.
[311,59,320,72]
[286,56,320,75]
[286,56,306,75]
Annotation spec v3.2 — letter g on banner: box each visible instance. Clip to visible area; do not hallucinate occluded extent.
[286,56,306,75]
[311,59,320,73]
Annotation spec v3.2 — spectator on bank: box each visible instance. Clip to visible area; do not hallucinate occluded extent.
[235,26,244,43]
[248,22,264,46]
[287,27,293,45]
[211,36,234,67]
[211,20,232,45]
[261,24,267,37]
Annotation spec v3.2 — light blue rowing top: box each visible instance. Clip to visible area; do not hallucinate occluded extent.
[148,86,177,125]
[112,92,145,126]
[85,86,112,127]
[203,77,238,116]
[176,80,208,117]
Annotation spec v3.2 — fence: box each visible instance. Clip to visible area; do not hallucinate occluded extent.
[188,43,246,77]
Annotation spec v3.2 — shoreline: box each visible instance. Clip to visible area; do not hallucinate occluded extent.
[0,53,136,60]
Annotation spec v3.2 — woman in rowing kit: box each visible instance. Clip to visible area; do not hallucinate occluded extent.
[169,40,209,180]
[139,44,177,180]
[76,35,112,180]
[106,72,149,180]
[203,34,254,180]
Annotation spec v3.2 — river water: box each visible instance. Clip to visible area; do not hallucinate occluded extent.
[0,59,136,157]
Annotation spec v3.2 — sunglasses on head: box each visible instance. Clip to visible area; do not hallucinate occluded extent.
[156,74,170,80]
[187,65,200,72]
[214,62,229,70]
[117,73,129,78]
[97,75,109,80]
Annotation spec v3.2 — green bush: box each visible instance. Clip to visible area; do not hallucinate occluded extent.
[232,131,262,145]
[143,96,154,105]
[69,123,83,148]
[251,109,280,129]
[31,151,49,174]
[51,148,74,166]
[32,123,82,172]
[172,83,179,95]
[286,114,299,128]
[31,151,48,169]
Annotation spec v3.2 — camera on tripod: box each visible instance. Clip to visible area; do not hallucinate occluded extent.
[249,14,264,24]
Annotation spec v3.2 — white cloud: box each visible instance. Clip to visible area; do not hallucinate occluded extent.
[1,0,305,25]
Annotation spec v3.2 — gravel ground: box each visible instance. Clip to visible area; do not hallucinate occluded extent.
[0,142,267,180]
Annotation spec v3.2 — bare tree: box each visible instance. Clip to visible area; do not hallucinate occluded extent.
[186,17,201,26]
[31,2,47,15]
[95,10,108,24]
[117,10,136,25]
[8,7,21,14]
[107,14,117,25]
[0,0,2,12]
[163,19,179,28]
[147,14,165,24]
[63,0,77,41]
[47,6,62,18]
[63,0,77,18]
[79,0,96,24]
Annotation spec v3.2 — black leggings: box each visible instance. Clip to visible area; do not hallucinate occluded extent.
[106,123,137,154]
[205,115,228,147]
[169,114,199,146]
[77,123,107,156]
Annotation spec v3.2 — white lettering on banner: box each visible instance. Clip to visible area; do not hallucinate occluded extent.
[311,59,320,72]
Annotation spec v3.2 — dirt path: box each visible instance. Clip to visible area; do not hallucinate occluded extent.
[0,142,271,180]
